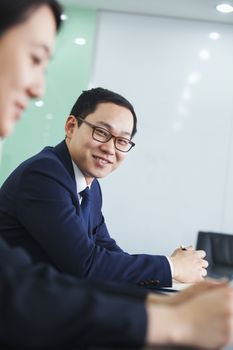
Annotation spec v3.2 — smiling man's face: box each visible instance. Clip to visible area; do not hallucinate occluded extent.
[65,102,134,185]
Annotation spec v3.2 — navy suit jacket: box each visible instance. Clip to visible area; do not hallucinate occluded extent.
[0,140,172,287]
[0,237,147,349]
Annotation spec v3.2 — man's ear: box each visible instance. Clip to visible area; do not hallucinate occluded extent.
[65,115,77,138]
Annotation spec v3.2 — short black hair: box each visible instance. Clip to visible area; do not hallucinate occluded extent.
[70,87,137,137]
[0,0,63,36]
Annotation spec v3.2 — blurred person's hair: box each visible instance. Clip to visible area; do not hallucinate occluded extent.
[0,0,63,36]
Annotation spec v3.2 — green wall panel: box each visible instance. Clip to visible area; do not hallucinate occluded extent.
[0,6,96,184]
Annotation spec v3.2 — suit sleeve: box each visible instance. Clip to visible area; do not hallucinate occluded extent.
[0,238,147,349]
[16,158,172,286]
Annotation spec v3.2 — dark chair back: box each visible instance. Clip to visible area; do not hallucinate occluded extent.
[196,231,233,279]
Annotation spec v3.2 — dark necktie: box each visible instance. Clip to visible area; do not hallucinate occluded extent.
[80,187,91,228]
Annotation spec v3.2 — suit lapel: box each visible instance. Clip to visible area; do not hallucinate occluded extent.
[54,140,75,181]
[53,140,80,213]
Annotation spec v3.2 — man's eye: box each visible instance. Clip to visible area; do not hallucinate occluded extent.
[95,128,109,137]
[117,138,129,146]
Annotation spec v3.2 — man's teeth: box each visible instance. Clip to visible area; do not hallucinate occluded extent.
[95,156,108,164]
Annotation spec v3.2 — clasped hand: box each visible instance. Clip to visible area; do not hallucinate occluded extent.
[170,245,208,282]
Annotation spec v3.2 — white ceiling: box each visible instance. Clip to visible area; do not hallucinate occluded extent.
[63,0,233,24]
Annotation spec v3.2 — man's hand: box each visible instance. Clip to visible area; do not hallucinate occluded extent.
[170,245,208,282]
[146,285,233,349]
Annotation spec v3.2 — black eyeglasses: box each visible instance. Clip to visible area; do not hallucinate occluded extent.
[77,117,135,152]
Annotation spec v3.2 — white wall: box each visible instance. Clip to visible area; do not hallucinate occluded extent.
[90,11,233,256]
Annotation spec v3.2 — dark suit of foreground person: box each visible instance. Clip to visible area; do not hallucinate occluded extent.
[0,88,208,287]
[1,235,233,350]
[0,1,233,349]
[0,237,148,349]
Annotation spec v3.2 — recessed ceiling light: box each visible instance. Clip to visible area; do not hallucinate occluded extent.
[209,32,221,40]
[216,3,233,13]
[46,113,54,120]
[74,37,86,45]
[35,100,44,107]
[199,49,210,61]
[61,13,68,21]
[182,87,191,101]
[172,120,184,132]
[187,72,201,85]
[177,105,188,116]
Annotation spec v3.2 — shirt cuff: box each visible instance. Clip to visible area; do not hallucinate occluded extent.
[166,256,174,277]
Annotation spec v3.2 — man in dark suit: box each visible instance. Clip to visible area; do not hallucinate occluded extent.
[0,87,207,287]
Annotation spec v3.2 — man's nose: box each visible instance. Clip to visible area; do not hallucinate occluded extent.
[100,137,116,154]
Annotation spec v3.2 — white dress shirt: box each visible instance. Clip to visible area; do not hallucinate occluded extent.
[71,160,174,276]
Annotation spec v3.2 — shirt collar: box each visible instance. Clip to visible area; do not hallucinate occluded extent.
[71,160,91,195]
